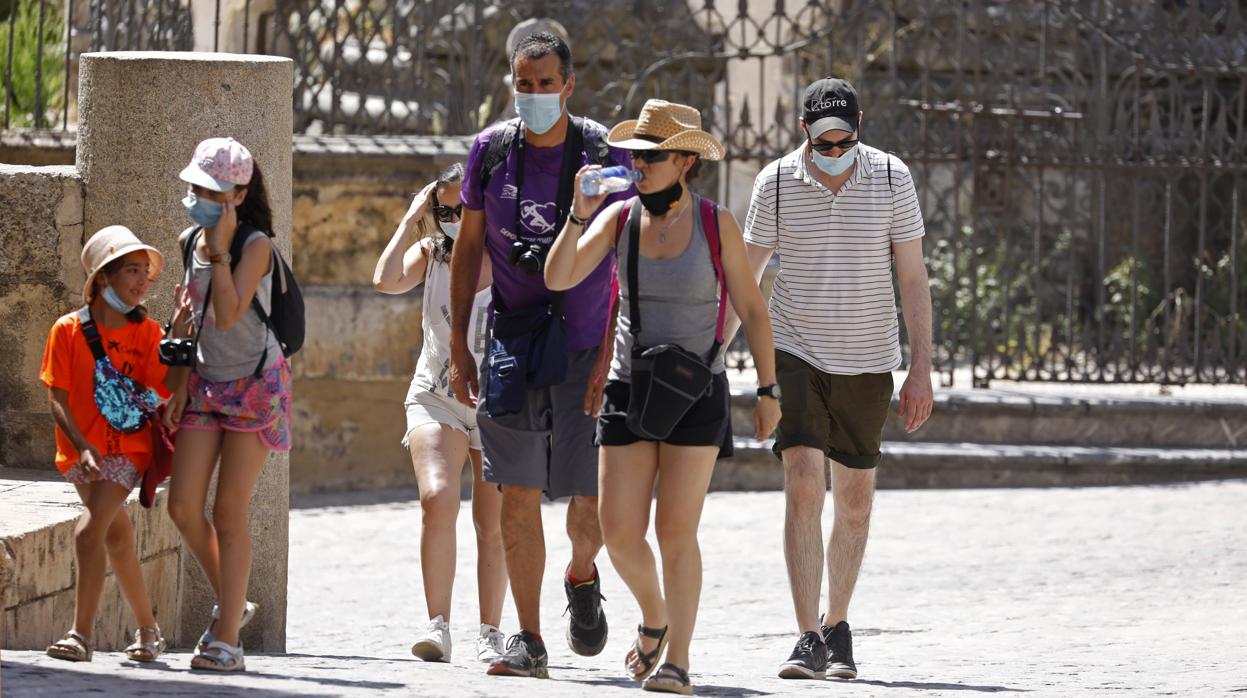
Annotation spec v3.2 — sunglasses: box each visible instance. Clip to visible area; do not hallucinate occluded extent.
[630,149,696,164]
[433,203,463,222]
[807,133,859,153]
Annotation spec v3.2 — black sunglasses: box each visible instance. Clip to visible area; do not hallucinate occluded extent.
[807,133,859,153]
[433,203,463,222]
[630,149,674,164]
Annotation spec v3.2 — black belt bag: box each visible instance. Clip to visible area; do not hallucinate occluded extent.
[627,343,714,440]
[616,196,728,441]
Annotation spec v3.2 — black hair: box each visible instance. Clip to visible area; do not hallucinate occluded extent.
[431,162,466,264]
[235,162,274,236]
[511,31,573,81]
[94,256,148,323]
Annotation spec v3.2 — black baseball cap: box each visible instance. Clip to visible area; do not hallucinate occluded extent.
[802,78,859,136]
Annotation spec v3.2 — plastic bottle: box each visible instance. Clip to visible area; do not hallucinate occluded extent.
[580,166,643,196]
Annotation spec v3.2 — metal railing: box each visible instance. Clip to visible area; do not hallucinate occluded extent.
[4,0,1246,385]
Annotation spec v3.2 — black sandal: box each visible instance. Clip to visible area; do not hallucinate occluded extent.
[627,624,669,681]
[643,662,693,695]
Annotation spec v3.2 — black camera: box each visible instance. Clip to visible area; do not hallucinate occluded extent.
[510,240,549,275]
[158,337,197,367]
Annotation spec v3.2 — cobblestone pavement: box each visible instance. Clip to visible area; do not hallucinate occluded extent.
[5,480,1246,696]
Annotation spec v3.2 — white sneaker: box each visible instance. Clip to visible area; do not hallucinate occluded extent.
[411,615,451,662]
[476,624,505,663]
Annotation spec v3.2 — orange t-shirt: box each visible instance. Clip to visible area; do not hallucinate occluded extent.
[39,311,172,474]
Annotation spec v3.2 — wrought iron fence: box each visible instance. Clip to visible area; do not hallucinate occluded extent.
[4,0,1246,385]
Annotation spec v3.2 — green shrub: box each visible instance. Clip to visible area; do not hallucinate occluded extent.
[0,0,65,128]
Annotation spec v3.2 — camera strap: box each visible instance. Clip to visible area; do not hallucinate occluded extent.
[499,114,586,316]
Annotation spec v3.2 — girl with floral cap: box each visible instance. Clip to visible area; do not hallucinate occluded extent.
[164,137,290,672]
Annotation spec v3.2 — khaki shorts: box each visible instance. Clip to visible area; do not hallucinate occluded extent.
[772,350,894,469]
[403,383,482,451]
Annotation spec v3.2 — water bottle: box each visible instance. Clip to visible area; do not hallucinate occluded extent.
[580,166,643,196]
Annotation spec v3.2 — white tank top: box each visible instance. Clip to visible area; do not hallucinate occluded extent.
[413,255,491,397]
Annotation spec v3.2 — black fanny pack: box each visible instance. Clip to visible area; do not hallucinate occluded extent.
[617,196,728,440]
[484,292,568,418]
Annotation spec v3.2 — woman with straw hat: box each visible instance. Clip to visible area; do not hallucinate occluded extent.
[546,99,781,694]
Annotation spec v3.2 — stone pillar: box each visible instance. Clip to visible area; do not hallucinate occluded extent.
[76,51,294,652]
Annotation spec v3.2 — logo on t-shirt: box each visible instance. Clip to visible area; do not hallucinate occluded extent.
[520,200,557,234]
[501,184,518,201]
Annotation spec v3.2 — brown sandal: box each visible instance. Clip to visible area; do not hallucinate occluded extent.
[627,624,669,681]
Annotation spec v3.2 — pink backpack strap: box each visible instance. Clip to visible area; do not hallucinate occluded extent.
[698,197,728,349]
[607,198,635,341]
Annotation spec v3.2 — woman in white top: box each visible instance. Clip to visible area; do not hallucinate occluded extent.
[373,163,507,664]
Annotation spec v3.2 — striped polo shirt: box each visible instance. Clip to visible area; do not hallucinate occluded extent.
[743,143,926,375]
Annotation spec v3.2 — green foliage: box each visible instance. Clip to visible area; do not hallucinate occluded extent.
[0,0,65,128]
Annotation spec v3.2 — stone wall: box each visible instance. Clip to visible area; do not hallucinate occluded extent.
[290,136,470,493]
[0,165,84,471]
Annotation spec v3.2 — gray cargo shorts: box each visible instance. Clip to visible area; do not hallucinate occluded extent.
[477,347,600,499]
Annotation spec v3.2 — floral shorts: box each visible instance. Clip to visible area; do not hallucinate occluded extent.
[181,358,292,451]
[64,454,142,490]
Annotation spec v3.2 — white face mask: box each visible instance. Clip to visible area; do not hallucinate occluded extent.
[440,220,461,240]
[514,89,565,135]
[810,143,859,177]
[101,284,136,314]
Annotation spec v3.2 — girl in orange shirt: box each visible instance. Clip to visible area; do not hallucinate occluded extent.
[41,226,182,663]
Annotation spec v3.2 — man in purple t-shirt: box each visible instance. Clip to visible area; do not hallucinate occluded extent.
[448,31,632,678]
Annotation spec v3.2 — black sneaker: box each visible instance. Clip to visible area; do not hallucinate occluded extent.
[777,630,828,679]
[564,565,608,656]
[821,621,857,679]
[486,631,549,678]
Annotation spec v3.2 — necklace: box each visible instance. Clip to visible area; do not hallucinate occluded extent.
[647,198,690,245]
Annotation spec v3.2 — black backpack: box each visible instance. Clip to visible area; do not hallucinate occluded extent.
[181,224,305,377]
[477,116,612,192]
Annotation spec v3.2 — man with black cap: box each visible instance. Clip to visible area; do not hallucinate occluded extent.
[733,77,934,680]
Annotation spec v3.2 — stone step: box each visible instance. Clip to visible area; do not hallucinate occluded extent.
[729,388,1247,450]
[709,440,1247,490]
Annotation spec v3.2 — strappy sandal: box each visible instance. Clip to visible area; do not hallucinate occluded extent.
[643,662,694,695]
[191,640,246,672]
[627,624,669,681]
[46,630,92,662]
[124,626,166,662]
[196,600,259,655]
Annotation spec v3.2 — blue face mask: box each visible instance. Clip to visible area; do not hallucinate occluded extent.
[440,220,461,240]
[514,90,564,135]
[810,143,859,177]
[183,191,223,228]
[101,284,136,314]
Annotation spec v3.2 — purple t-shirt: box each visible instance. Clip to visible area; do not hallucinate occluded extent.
[461,118,633,351]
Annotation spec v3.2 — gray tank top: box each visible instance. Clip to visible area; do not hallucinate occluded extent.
[609,194,726,382]
[186,229,283,382]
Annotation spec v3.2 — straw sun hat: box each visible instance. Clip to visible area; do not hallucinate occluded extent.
[81,225,164,304]
[607,99,725,161]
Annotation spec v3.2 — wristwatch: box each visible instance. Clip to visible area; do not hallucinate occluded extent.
[568,211,588,227]
[757,383,782,401]
[208,251,231,265]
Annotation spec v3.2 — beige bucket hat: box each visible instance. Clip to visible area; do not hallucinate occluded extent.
[81,225,164,304]
[607,99,725,161]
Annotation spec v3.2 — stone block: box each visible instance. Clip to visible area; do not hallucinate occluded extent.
[297,284,424,381]
[291,377,413,494]
[1,472,183,650]
[0,166,82,282]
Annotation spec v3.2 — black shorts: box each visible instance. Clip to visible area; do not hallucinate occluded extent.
[595,372,734,458]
